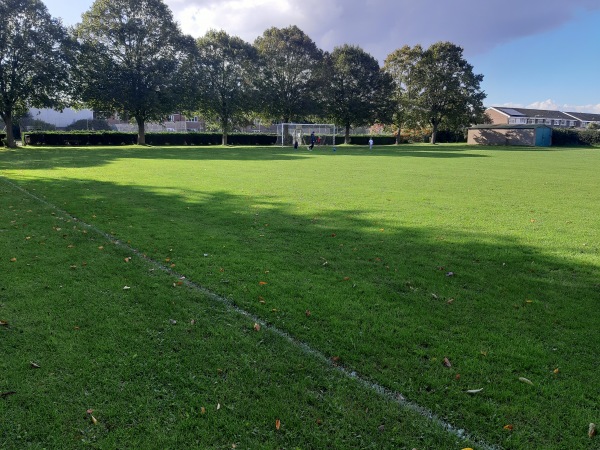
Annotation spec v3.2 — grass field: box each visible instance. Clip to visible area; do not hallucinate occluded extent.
[1,143,599,449]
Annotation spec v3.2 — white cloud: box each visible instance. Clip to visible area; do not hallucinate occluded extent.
[170,0,344,48]
[527,99,560,110]
[557,104,600,114]
[527,99,600,113]
[165,0,600,61]
[494,99,600,114]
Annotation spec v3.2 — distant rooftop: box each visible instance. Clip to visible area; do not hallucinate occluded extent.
[490,106,600,122]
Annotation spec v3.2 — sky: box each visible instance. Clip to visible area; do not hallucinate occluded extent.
[42,0,600,113]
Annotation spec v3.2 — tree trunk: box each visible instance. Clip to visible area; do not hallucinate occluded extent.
[283,119,290,145]
[430,120,439,145]
[395,120,402,145]
[221,114,229,145]
[2,112,16,148]
[136,117,146,145]
[344,123,351,144]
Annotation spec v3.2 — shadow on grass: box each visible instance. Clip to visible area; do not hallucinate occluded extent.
[0,144,490,171]
[3,171,599,449]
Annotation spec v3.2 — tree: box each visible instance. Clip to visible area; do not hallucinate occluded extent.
[587,122,600,130]
[323,44,394,144]
[412,42,486,144]
[0,0,72,147]
[253,26,323,143]
[74,0,197,145]
[66,118,112,131]
[383,45,423,144]
[195,30,258,145]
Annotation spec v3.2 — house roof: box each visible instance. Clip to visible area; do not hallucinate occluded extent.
[564,111,600,122]
[468,124,551,130]
[490,107,572,120]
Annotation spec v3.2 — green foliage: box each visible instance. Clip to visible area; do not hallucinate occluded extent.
[383,45,424,142]
[392,42,486,144]
[19,118,57,131]
[65,119,112,131]
[339,134,396,145]
[195,30,259,145]
[74,0,198,144]
[552,128,600,146]
[433,129,467,143]
[0,0,73,147]
[253,26,324,123]
[323,45,394,144]
[22,131,277,146]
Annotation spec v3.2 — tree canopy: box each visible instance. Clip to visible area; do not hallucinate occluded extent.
[383,45,423,144]
[73,0,196,144]
[412,42,486,144]
[253,25,324,137]
[323,44,394,144]
[0,0,73,147]
[0,0,488,146]
[195,30,258,145]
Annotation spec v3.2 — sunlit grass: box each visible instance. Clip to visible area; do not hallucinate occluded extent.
[1,143,599,449]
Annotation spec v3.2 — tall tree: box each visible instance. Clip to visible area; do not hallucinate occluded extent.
[383,45,423,144]
[323,44,394,144]
[253,26,323,143]
[0,0,72,148]
[195,30,258,145]
[74,0,196,145]
[412,42,486,144]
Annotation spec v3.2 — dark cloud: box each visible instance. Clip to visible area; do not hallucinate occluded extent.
[167,0,599,61]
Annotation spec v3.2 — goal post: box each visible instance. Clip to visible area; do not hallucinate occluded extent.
[277,123,337,147]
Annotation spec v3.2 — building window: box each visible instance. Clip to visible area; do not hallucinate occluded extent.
[168,115,175,122]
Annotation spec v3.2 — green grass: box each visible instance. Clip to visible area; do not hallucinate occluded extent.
[1,143,599,449]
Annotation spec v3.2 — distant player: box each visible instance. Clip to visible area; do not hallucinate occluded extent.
[308,131,315,150]
[369,137,373,150]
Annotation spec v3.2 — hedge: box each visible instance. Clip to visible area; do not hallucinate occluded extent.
[340,131,466,145]
[551,128,600,146]
[22,131,279,147]
[340,135,397,145]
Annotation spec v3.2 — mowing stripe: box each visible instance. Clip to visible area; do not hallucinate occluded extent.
[2,176,500,450]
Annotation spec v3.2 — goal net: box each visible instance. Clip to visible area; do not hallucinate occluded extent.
[277,123,337,147]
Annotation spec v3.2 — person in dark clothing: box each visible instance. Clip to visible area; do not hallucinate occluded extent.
[308,131,315,150]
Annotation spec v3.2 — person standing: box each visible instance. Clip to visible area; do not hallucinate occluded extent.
[309,131,315,150]
[368,137,374,150]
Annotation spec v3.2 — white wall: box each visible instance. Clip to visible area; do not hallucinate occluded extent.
[29,108,94,128]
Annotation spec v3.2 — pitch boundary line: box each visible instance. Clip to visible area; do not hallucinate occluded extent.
[2,176,500,450]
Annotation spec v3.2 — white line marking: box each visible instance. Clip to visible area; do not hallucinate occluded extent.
[1,176,500,450]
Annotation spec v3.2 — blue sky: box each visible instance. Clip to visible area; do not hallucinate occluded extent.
[42,0,600,113]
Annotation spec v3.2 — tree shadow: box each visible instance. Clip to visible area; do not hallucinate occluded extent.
[0,144,489,171]
[6,172,599,448]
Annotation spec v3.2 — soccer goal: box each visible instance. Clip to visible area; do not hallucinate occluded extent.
[277,123,337,147]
